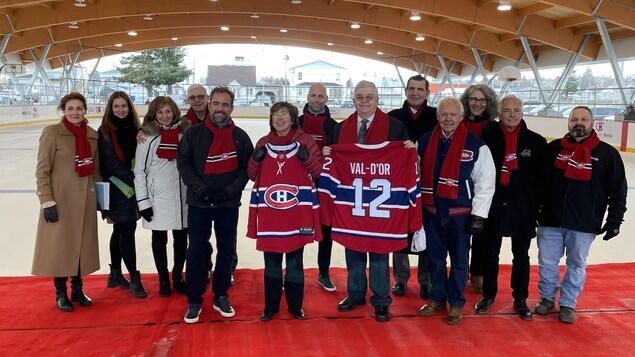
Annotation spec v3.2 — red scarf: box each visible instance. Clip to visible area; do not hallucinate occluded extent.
[185,108,208,126]
[463,120,489,136]
[204,119,237,175]
[156,124,180,160]
[554,131,600,181]
[409,100,426,121]
[500,122,520,186]
[109,129,125,163]
[62,117,94,177]
[421,124,468,205]
[339,108,390,144]
[269,128,295,145]
[301,112,327,149]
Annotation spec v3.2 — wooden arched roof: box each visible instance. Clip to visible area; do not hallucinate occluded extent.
[0,0,633,78]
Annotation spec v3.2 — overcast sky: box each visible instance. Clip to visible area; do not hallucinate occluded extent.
[85,44,635,83]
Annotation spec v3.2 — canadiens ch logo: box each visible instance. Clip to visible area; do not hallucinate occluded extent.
[264,184,299,210]
[221,153,229,160]
[461,150,474,161]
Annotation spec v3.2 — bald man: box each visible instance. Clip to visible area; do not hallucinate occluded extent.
[298,83,338,292]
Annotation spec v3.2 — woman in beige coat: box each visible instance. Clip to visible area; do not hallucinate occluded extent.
[32,92,102,312]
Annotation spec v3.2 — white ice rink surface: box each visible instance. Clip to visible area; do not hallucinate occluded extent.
[1,118,633,277]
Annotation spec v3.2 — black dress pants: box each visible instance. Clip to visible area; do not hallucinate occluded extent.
[482,234,532,301]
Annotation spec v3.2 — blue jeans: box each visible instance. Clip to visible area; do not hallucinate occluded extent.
[344,249,392,308]
[537,226,596,308]
[424,213,471,309]
[185,205,238,305]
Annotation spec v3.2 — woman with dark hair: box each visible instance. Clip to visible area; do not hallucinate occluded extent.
[459,84,499,137]
[458,84,499,294]
[98,91,147,298]
[247,101,323,321]
[134,96,191,297]
[33,92,101,312]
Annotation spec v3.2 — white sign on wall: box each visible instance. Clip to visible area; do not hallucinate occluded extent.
[594,120,621,146]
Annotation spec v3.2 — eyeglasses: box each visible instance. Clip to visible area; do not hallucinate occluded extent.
[354,95,376,102]
[272,112,290,118]
[188,95,207,101]
[468,97,487,104]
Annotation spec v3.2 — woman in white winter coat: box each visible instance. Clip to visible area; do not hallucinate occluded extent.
[134,96,191,297]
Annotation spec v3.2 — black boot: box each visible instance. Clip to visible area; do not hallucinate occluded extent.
[173,271,185,294]
[107,264,130,289]
[159,271,171,297]
[70,276,92,306]
[129,271,148,298]
[54,277,73,312]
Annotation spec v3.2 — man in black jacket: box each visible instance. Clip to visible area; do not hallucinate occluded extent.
[298,83,338,292]
[477,95,548,320]
[387,75,437,299]
[177,87,253,323]
[535,105,627,324]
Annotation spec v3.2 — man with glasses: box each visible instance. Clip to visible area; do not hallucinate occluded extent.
[177,87,253,323]
[387,75,437,300]
[184,84,210,125]
[417,97,495,325]
[322,80,414,322]
[476,95,549,320]
[298,83,338,292]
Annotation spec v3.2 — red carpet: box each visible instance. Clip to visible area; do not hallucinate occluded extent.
[1,264,634,356]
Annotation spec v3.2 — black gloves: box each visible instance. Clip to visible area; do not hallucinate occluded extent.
[297,145,309,162]
[209,189,229,204]
[601,222,620,241]
[43,205,58,223]
[199,188,214,204]
[253,146,267,163]
[140,207,153,222]
[199,187,228,204]
[467,215,485,235]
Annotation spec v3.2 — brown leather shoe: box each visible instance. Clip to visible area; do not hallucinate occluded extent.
[418,301,446,316]
[471,275,483,294]
[446,307,463,325]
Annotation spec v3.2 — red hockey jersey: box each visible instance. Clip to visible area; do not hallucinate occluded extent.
[247,142,322,253]
[318,141,422,253]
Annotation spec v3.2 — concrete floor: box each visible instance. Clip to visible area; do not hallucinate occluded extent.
[1,118,633,277]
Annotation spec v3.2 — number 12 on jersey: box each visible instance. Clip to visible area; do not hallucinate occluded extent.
[351,178,391,218]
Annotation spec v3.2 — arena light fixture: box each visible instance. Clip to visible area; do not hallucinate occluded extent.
[280,28,288,33]
[68,22,79,29]
[143,14,154,21]
[415,34,425,41]
[114,43,123,47]
[128,31,138,36]
[497,0,512,11]
[291,0,302,4]
[220,25,230,31]
[327,42,334,46]
[377,51,384,55]
[251,35,257,39]
[250,13,260,19]
[171,37,178,41]
[74,0,87,8]
[410,12,421,21]
[364,39,373,44]
[350,22,361,29]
